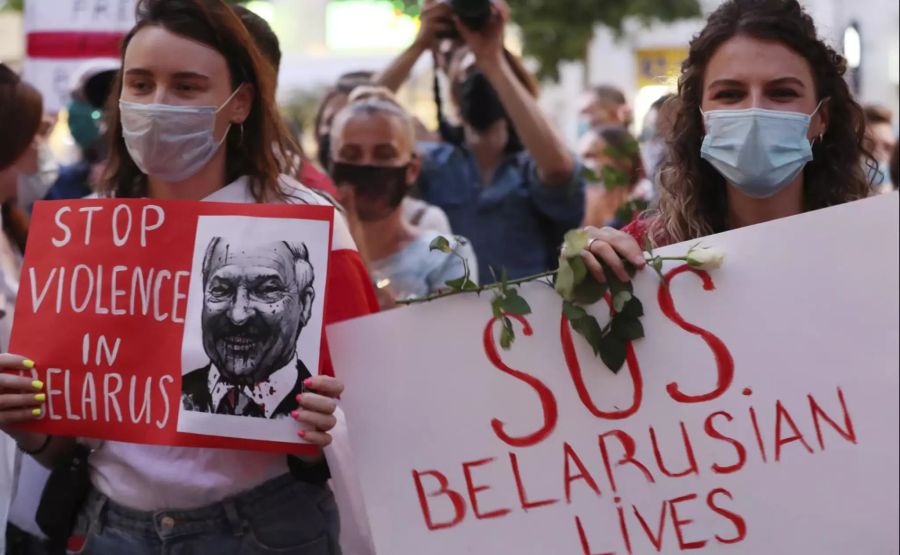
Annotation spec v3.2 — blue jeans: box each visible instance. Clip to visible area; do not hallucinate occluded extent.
[70,474,341,555]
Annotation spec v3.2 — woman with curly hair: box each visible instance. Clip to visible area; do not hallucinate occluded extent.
[578,0,874,282]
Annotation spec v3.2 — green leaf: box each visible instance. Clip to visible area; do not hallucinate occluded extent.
[617,296,644,320]
[571,277,608,306]
[570,255,588,285]
[612,290,632,312]
[611,316,645,341]
[501,291,532,316]
[601,165,630,190]
[581,165,599,183]
[562,229,589,258]
[598,334,628,373]
[500,317,515,350]
[445,277,478,292]
[555,258,577,301]
[491,295,504,319]
[571,314,604,356]
[562,301,588,321]
[643,236,654,256]
[606,264,634,298]
[429,236,452,254]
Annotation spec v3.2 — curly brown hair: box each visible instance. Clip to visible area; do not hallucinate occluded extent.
[650,0,873,244]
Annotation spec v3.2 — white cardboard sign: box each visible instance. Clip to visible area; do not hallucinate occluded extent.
[328,194,900,555]
[23,0,136,113]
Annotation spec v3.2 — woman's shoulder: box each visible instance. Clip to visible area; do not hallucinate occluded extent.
[277,174,339,207]
[621,215,663,246]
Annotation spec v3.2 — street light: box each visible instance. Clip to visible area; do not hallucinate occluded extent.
[843,22,861,95]
[844,23,861,69]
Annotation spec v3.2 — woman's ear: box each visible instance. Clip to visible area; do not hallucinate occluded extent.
[812,97,831,140]
[231,83,255,125]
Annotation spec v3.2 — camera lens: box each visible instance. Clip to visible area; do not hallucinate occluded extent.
[450,0,492,31]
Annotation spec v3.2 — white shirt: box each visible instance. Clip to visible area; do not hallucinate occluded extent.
[207,362,297,419]
[88,175,358,512]
[401,197,452,235]
[0,215,23,552]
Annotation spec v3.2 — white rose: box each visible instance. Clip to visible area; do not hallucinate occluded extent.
[686,246,725,270]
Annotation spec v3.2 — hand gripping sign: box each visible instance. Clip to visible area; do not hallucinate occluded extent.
[8,199,333,455]
[327,194,900,554]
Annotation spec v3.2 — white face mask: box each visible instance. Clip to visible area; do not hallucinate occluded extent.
[119,87,241,182]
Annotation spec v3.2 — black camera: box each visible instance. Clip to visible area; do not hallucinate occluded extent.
[451,0,492,31]
[436,0,493,38]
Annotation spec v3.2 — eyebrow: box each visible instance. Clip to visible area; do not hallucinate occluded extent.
[124,68,210,81]
[708,77,806,88]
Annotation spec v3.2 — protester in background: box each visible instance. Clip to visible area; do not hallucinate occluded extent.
[233,4,338,197]
[579,0,873,282]
[0,62,43,555]
[863,104,896,193]
[315,71,376,171]
[890,142,899,190]
[43,61,118,203]
[15,114,57,214]
[375,0,464,145]
[639,92,677,190]
[330,86,477,305]
[0,2,378,553]
[578,84,633,135]
[579,125,652,229]
[378,0,584,283]
[318,71,453,235]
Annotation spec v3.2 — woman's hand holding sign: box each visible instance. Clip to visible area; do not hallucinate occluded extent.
[293,375,344,448]
[0,353,45,425]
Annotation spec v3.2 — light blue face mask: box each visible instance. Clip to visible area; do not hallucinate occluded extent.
[700,101,824,199]
[576,118,593,139]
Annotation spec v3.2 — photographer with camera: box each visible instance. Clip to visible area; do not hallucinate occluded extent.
[377,0,584,283]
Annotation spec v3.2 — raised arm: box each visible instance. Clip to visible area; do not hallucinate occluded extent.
[456,4,576,186]
[375,0,454,92]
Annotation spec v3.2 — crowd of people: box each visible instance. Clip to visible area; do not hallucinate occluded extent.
[0,0,897,553]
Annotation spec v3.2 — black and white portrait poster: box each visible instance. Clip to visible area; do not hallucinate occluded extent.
[178,215,331,444]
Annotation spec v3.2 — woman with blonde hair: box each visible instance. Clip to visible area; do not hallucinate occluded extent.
[329,85,478,306]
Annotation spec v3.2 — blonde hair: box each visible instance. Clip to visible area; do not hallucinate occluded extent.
[331,85,415,145]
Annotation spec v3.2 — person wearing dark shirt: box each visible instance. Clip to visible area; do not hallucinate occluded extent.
[377,0,584,282]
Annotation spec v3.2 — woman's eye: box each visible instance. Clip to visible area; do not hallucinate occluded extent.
[770,88,800,98]
[713,90,743,100]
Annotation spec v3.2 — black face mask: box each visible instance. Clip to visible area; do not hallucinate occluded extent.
[330,162,410,222]
[457,72,506,132]
[317,133,332,170]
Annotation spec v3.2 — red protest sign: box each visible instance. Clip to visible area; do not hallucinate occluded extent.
[8,199,333,455]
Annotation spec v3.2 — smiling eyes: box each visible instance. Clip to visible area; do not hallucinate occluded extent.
[207,277,289,303]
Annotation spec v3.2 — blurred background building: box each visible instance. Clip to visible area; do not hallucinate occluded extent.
[1,0,897,156]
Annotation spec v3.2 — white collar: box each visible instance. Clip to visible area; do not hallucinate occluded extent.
[208,360,298,418]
